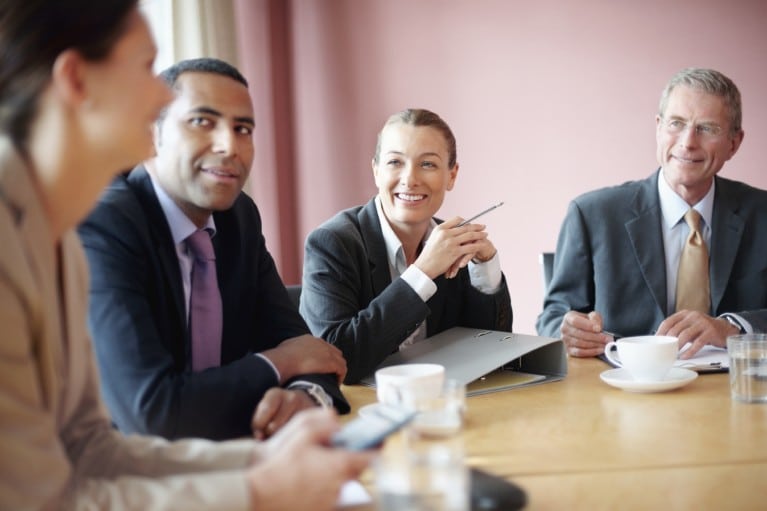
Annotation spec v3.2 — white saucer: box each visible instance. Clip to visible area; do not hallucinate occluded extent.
[358,403,406,419]
[600,367,698,393]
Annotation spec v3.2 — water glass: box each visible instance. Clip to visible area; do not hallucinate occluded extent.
[728,333,767,403]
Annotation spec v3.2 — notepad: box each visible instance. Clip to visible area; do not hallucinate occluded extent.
[675,344,729,372]
[601,344,729,373]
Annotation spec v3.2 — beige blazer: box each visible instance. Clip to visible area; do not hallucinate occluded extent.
[0,137,255,511]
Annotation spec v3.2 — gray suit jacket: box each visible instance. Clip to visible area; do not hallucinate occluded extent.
[301,199,513,383]
[0,138,254,510]
[537,170,767,338]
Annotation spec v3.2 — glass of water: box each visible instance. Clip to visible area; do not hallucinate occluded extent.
[374,436,468,511]
[728,333,767,403]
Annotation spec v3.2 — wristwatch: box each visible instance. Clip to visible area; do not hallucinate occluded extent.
[722,314,746,334]
[291,382,333,408]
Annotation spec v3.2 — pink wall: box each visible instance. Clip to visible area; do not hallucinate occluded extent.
[236,0,767,334]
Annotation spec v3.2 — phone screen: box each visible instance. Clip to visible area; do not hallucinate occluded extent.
[332,404,416,451]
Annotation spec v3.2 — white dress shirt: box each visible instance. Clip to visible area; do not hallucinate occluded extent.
[150,175,299,385]
[657,169,752,332]
[374,196,502,349]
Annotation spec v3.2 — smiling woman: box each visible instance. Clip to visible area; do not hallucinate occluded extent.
[300,108,513,383]
[0,2,371,510]
[0,0,170,238]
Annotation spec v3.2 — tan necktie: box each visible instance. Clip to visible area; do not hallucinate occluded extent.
[675,209,711,313]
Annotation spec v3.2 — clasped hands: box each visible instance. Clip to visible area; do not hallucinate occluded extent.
[561,310,740,359]
[414,216,497,280]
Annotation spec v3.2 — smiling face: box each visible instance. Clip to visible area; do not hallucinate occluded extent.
[656,85,743,205]
[372,122,458,237]
[81,9,171,180]
[150,71,255,227]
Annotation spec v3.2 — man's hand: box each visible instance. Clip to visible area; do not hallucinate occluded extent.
[560,311,612,357]
[251,388,317,440]
[656,310,739,359]
[414,218,490,280]
[248,409,374,511]
[261,334,347,383]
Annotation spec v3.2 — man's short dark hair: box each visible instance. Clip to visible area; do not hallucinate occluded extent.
[155,57,248,125]
[159,57,248,88]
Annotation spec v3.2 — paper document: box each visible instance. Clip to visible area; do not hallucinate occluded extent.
[467,369,546,395]
[676,344,729,372]
[337,480,372,507]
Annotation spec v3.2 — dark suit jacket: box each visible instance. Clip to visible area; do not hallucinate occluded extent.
[301,198,513,383]
[536,170,767,338]
[78,166,348,441]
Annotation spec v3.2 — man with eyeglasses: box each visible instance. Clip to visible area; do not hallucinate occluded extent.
[537,68,767,359]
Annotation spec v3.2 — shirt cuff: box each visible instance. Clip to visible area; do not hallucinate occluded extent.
[401,264,438,302]
[288,381,333,408]
[468,252,502,294]
[254,353,281,383]
[720,313,753,334]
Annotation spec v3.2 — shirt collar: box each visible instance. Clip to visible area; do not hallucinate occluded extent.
[374,196,435,272]
[149,172,216,244]
[657,168,715,230]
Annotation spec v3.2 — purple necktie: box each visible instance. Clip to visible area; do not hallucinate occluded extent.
[186,229,222,371]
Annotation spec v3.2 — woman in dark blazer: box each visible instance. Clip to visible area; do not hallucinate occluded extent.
[301,108,512,383]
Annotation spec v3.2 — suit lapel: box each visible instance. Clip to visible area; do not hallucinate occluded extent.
[625,172,668,315]
[358,199,392,297]
[709,178,744,312]
[127,167,188,353]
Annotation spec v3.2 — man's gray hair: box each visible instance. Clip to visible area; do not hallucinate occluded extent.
[658,68,742,135]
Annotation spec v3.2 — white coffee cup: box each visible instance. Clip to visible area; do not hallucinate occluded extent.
[603,336,679,382]
[375,363,445,410]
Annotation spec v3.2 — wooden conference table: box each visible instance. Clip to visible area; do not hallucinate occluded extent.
[341,355,767,510]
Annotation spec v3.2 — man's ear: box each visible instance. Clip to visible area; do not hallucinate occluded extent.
[50,49,89,107]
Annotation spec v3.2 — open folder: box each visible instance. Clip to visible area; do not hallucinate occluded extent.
[359,327,567,396]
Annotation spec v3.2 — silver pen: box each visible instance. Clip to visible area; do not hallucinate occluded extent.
[456,201,505,227]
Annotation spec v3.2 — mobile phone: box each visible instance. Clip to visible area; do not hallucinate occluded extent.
[470,468,527,511]
[331,404,416,451]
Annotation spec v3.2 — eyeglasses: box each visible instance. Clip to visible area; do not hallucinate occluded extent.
[661,117,725,139]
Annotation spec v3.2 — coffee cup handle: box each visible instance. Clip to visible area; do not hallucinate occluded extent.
[379,385,404,407]
[603,341,622,367]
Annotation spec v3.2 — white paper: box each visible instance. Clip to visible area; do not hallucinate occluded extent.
[336,480,373,507]
[676,344,729,370]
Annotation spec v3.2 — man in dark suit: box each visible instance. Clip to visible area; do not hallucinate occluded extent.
[79,58,348,441]
[537,68,767,359]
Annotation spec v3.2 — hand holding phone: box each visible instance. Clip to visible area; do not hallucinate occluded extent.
[331,404,416,451]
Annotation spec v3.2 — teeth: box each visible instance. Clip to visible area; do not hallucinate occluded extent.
[206,168,234,177]
[396,193,425,201]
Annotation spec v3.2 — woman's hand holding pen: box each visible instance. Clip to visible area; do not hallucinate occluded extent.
[414,217,493,280]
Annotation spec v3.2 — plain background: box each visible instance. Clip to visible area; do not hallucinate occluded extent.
[232,0,767,334]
